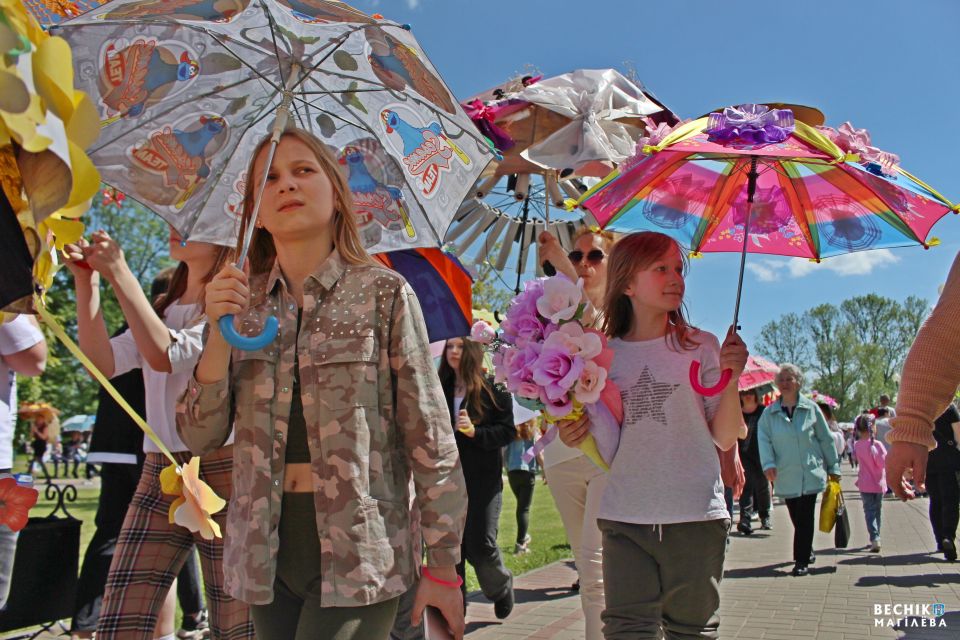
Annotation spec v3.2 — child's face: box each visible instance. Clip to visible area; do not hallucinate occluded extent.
[624,245,685,314]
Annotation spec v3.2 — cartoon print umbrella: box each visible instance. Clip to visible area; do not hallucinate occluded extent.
[51,0,497,348]
[577,103,958,395]
[373,247,473,343]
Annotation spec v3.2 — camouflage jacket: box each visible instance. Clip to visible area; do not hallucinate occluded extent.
[176,250,466,606]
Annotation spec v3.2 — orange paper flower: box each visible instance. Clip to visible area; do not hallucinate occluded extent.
[159,458,226,540]
[0,478,38,532]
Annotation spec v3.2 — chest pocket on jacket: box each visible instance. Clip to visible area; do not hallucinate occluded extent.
[312,335,378,409]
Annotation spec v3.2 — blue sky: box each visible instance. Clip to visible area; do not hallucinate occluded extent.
[355,0,960,345]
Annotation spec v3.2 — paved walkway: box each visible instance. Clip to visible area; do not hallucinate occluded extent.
[464,466,960,639]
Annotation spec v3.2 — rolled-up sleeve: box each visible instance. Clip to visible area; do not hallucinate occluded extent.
[110,329,141,377]
[389,283,466,567]
[168,322,206,375]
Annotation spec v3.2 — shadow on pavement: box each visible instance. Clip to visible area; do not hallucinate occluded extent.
[464,620,499,634]
[724,562,837,579]
[856,573,960,588]
[723,561,793,578]
[514,586,578,605]
[894,611,959,639]
[838,551,944,567]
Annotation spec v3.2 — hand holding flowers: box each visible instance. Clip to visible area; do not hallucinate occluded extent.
[486,274,623,470]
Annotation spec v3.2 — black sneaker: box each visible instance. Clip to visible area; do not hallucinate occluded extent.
[943,539,957,562]
[808,552,816,565]
[791,563,809,577]
[570,579,580,592]
[736,520,753,536]
[177,610,210,639]
[494,588,514,619]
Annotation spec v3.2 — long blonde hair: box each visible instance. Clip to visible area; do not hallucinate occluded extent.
[236,127,376,275]
[602,231,699,350]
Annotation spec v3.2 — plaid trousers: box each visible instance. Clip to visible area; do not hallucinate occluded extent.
[97,446,254,639]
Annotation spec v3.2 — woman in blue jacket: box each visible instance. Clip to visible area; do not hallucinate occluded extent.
[758,364,841,577]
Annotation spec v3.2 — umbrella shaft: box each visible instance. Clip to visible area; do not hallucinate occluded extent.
[237,65,301,267]
[732,158,759,331]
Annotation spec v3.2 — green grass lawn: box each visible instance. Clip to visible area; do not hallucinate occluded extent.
[16,454,573,599]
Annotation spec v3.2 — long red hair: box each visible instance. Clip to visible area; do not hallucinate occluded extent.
[602,231,700,350]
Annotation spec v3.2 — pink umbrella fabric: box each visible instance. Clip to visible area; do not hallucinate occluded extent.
[738,355,779,391]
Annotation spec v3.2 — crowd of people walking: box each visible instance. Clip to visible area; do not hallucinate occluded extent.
[2,125,958,640]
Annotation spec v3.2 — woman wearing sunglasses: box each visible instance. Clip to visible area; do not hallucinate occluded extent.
[536,226,616,640]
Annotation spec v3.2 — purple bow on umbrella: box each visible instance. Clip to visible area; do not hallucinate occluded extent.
[706,104,795,145]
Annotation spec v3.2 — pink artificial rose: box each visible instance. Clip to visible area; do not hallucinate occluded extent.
[470,320,496,344]
[574,360,608,405]
[543,322,603,360]
[506,344,541,392]
[532,346,585,401]
[540,387,574,418]
[517,381,541,400]
[536,276,584,324]
[510,313,545,348]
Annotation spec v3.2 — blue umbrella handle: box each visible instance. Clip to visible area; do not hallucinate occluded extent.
[689,361,732,397]
[218,314,279,351]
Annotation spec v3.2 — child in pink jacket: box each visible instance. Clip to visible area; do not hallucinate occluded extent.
[853,415,887,552]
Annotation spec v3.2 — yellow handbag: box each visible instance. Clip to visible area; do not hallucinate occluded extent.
[819,478,842,533]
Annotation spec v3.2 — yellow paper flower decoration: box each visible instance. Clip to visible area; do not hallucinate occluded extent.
[160,458,226,540]
[1,0,100,310]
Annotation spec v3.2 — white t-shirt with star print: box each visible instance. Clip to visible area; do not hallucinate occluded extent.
[598,331,729,525]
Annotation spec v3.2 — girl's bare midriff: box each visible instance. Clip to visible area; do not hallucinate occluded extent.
[284,462,313,493]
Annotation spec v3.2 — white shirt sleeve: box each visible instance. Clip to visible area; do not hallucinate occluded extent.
[0,315,44,356]
[110,328,142,376]
[167,321,206,375]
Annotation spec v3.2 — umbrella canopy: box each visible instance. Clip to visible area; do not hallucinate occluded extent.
[373,247,473,343]
[577,103,958,394]
[61,414,96,432]
[580,104,956,262]
[451,69,678,285]
[52,0,496,253]
[738,355,779,392]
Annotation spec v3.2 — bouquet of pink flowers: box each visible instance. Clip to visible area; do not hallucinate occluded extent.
[485,275,623,470]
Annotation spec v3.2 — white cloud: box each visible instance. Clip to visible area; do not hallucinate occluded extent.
[406,0,420,7]
[745,250,900,283]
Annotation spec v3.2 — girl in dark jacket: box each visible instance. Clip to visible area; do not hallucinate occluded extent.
[439,337,516,619]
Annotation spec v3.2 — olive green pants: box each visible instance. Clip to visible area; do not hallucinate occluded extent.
[250,493,399,640]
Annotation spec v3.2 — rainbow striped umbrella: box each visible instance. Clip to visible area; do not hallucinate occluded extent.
[577,103,958,394]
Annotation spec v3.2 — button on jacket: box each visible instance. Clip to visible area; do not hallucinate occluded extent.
[757,395,841,499]
[176,251,466,606]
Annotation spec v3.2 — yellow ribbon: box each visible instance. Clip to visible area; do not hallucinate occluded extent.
[35,298,179,465]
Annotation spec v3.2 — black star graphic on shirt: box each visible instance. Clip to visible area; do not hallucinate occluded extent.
[623,366,681,427]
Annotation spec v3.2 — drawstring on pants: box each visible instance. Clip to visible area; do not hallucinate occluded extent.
[652,524,663,542]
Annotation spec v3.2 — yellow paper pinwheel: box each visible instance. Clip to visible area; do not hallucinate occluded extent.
[160,458,226,541]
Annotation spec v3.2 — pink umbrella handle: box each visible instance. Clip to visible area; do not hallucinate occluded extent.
[689,361,732,397]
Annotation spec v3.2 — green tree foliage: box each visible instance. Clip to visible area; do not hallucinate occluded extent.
[471,259,514,314]
[755,294,930,421]
[16,191,174,440]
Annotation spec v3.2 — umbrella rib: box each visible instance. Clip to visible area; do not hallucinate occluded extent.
[90,75,263,153]
[776,161,822,259]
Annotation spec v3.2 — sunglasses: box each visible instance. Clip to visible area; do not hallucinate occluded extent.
[568,249,606,265]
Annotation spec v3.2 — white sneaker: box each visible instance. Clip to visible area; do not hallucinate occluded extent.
[870,540,881,553]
